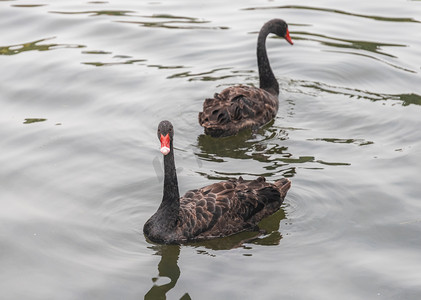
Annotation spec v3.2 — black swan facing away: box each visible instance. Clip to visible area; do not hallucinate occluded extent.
[143,120,291,244]
[198,19,293,137]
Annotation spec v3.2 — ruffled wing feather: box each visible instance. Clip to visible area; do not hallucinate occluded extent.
[198,85,279,137]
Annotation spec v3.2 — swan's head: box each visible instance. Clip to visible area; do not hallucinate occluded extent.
[271,19,293,45]
[157,120,174,156]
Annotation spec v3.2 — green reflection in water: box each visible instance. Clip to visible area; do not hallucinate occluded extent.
[81,50,112,55]
[242,5,421,23]
[148,64,185,70]
[81,50,147,67]
[317,160,350,166]
[169,68,231,81]
[0,38,84,56]
[149,14,203,21]
[396,93,421,106]
[23,118,47,124]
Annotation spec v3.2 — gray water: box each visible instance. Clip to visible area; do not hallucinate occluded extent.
[1,0,421,299]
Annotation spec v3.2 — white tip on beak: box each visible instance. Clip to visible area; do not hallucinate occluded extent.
[160,146,170,155]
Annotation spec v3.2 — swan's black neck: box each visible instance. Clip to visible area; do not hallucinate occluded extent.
[159,141,180,225]
[257,22,279,96]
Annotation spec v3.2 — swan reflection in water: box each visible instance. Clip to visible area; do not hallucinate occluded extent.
[144,207,286,299]
[144,245,191,300]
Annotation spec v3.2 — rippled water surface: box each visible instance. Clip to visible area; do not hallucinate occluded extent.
[1,0,421,299]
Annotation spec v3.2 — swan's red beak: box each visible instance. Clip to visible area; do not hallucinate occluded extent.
[160,134,171,155]
[285,29,293,45]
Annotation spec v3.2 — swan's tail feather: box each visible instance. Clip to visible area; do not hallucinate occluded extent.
[274,178,291,199]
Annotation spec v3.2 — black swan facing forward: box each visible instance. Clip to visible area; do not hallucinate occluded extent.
[143,121,291,244]
[198,19,293,137]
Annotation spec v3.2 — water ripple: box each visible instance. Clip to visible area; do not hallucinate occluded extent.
[168,67,247,81]
[118,14,229,30]
[288,79,421,106]
[49,7,229,30]
[49,9,135,17]
[12,4,47,8]
[242,5,421,23]
[82,58,146,67]
[195,123,351,180]
[294,31,406,58]
[308,138,374,146]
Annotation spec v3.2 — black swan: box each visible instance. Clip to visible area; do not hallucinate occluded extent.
[143,120,291,244]
[198,19,293,137]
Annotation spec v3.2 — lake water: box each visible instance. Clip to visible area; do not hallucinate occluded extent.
[1,0,421,299]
